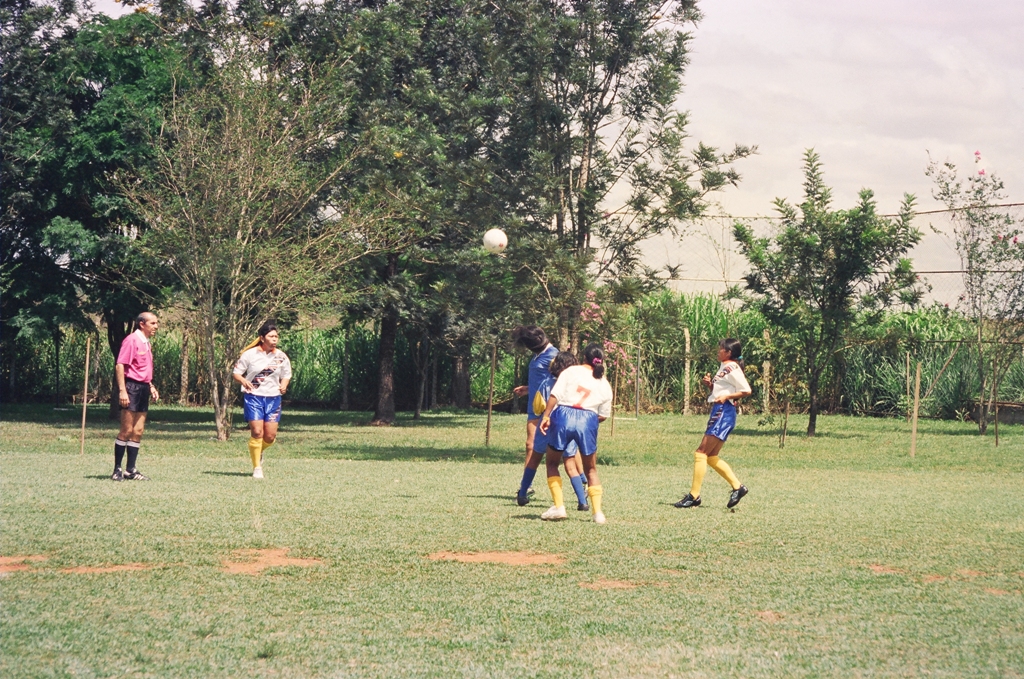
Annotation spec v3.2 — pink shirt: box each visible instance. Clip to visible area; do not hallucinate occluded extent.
[117,330,153,383]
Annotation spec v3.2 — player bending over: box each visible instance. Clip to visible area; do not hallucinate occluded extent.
[233,322,292,479]
[538,343,614,524]
[511,326,587,509]
[675,338,751,509]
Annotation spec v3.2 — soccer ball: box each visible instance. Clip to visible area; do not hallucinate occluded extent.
[482,228,507,254]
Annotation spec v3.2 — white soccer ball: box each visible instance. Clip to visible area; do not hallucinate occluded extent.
[482,228,508,254]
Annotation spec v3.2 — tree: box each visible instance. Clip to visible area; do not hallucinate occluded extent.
[118,37,396,439]
[927,152,1024,434]
[734,150,922,436]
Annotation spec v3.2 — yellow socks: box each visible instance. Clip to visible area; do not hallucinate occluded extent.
[260,439,274,464]
[690,452,708,497]
[708,455,740,490]
[547,475,564,508]
[587,485,603,515]
[248,437,262,468]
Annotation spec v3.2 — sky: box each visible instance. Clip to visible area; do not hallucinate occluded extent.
[643,0,1024,293]
[95,0,1023,295]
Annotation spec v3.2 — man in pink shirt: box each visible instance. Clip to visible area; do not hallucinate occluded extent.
[112,312,161,481]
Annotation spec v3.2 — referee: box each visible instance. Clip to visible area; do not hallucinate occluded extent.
[112,312,161,481]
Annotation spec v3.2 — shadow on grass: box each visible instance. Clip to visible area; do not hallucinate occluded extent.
[202,471,252,477]
[84,474,113,480]
[309,445,521,464]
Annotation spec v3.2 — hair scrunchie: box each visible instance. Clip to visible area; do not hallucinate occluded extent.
[591,357,603,365]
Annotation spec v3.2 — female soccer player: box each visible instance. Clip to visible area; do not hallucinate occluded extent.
[233,321,292,479]
[510,326,587,508]
[675,338,751,509]
[538,343,614,524]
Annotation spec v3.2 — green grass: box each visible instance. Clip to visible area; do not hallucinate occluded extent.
[2,404,1023,678]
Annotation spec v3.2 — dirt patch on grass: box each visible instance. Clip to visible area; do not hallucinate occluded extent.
[61,563,156,574]
[222,548,324,575]
[580,579,639,590]
[922,575,947,583]
[426,551,565,566]
[983,588,1015,596]
[755,610,784,623]
[867,564,905,575]
[957,569,986,578]
[0,555,47,573]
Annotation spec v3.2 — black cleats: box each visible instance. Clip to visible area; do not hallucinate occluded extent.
[727,485,748,509]
[674,493,701,508]
[111,468,124,481]
[123,468,149,481]
[516,491,530,507]
[577,502,590,512]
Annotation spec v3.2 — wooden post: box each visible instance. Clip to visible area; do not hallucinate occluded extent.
[79,337,91,456]
[762,328,771,414]
[779,399,790,449]
[683,328,691,416]
[485,344,496,447]
[610,362,619,437]
[910,362,921,458]
[635,335,642,419]
[993,354,1000,447]
[905,351,911,421]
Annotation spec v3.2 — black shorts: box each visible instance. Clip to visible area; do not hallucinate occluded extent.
[125,378,151,413]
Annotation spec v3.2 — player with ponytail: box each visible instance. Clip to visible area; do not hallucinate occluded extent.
[232,321,292,479]
[675,338,751,509]
[538,343,614,524]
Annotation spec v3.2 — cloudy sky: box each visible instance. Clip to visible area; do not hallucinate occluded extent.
[647,0,1024,292]
[96,0,1023,292]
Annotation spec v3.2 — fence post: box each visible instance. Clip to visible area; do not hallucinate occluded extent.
[485,344,496,447]
[905,351,911,422]
[635,330,642,419]
[683,327,691,416]
[610,362,619,437]
[910,362,921,458]
[762,328,771,414]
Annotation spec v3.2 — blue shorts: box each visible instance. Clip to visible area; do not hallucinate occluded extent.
[705,402,737,441]
[529,419,578,458]
[548,406,599,457]
[243,394,282,423]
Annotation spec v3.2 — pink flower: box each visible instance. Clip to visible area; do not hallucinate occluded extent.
[1014,236,1019,244]
[975,150,981,156]
[978,169,986,176]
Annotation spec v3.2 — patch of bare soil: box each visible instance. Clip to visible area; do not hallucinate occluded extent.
[867,564,905,575]
[922,575,947,583]
[221,548,324,575]
[426,551,565,566]
[755,610,784,623]
[0,555,47,573]
[957,569,986,578]
[61,563,156,574]
[984,588,1014,596]
[580,579,638,590]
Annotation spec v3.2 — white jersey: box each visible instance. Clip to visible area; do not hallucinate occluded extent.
[708,361,751,404]
[549,365,614,418]
[234,347,292,397]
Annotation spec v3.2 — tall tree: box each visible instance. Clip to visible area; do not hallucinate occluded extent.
[734,150,922,436]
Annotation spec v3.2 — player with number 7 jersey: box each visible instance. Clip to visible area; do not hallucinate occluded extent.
[538,344,614,523]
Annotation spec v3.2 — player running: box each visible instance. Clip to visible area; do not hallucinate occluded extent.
[233,321,292,479]
[675,338,751,509]
[538,343,614,524]
[511,326,588,509]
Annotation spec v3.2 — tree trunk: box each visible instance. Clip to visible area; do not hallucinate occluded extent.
[807,373,819,437]
[340,328,350,411]
[372,309,398,425]
[429,348,438,410]
[414,336,428,420]
[451,344,471,409]
[104,310,130,420]
[53,330,61,406]
[179,329,190,406]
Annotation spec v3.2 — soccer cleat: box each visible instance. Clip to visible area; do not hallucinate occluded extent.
[540,505,567,521]
[593,511,606,525]
[123,468,149,481]
[253,467,264,479]
[516,491,530,507]
[527,487,536,497]
[577,502,590,512]
[727,485,748,509]
[111,468,124,482]
[673,493,701,508]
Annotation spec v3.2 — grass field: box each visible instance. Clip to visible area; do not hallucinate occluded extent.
[2,404,1023,678]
